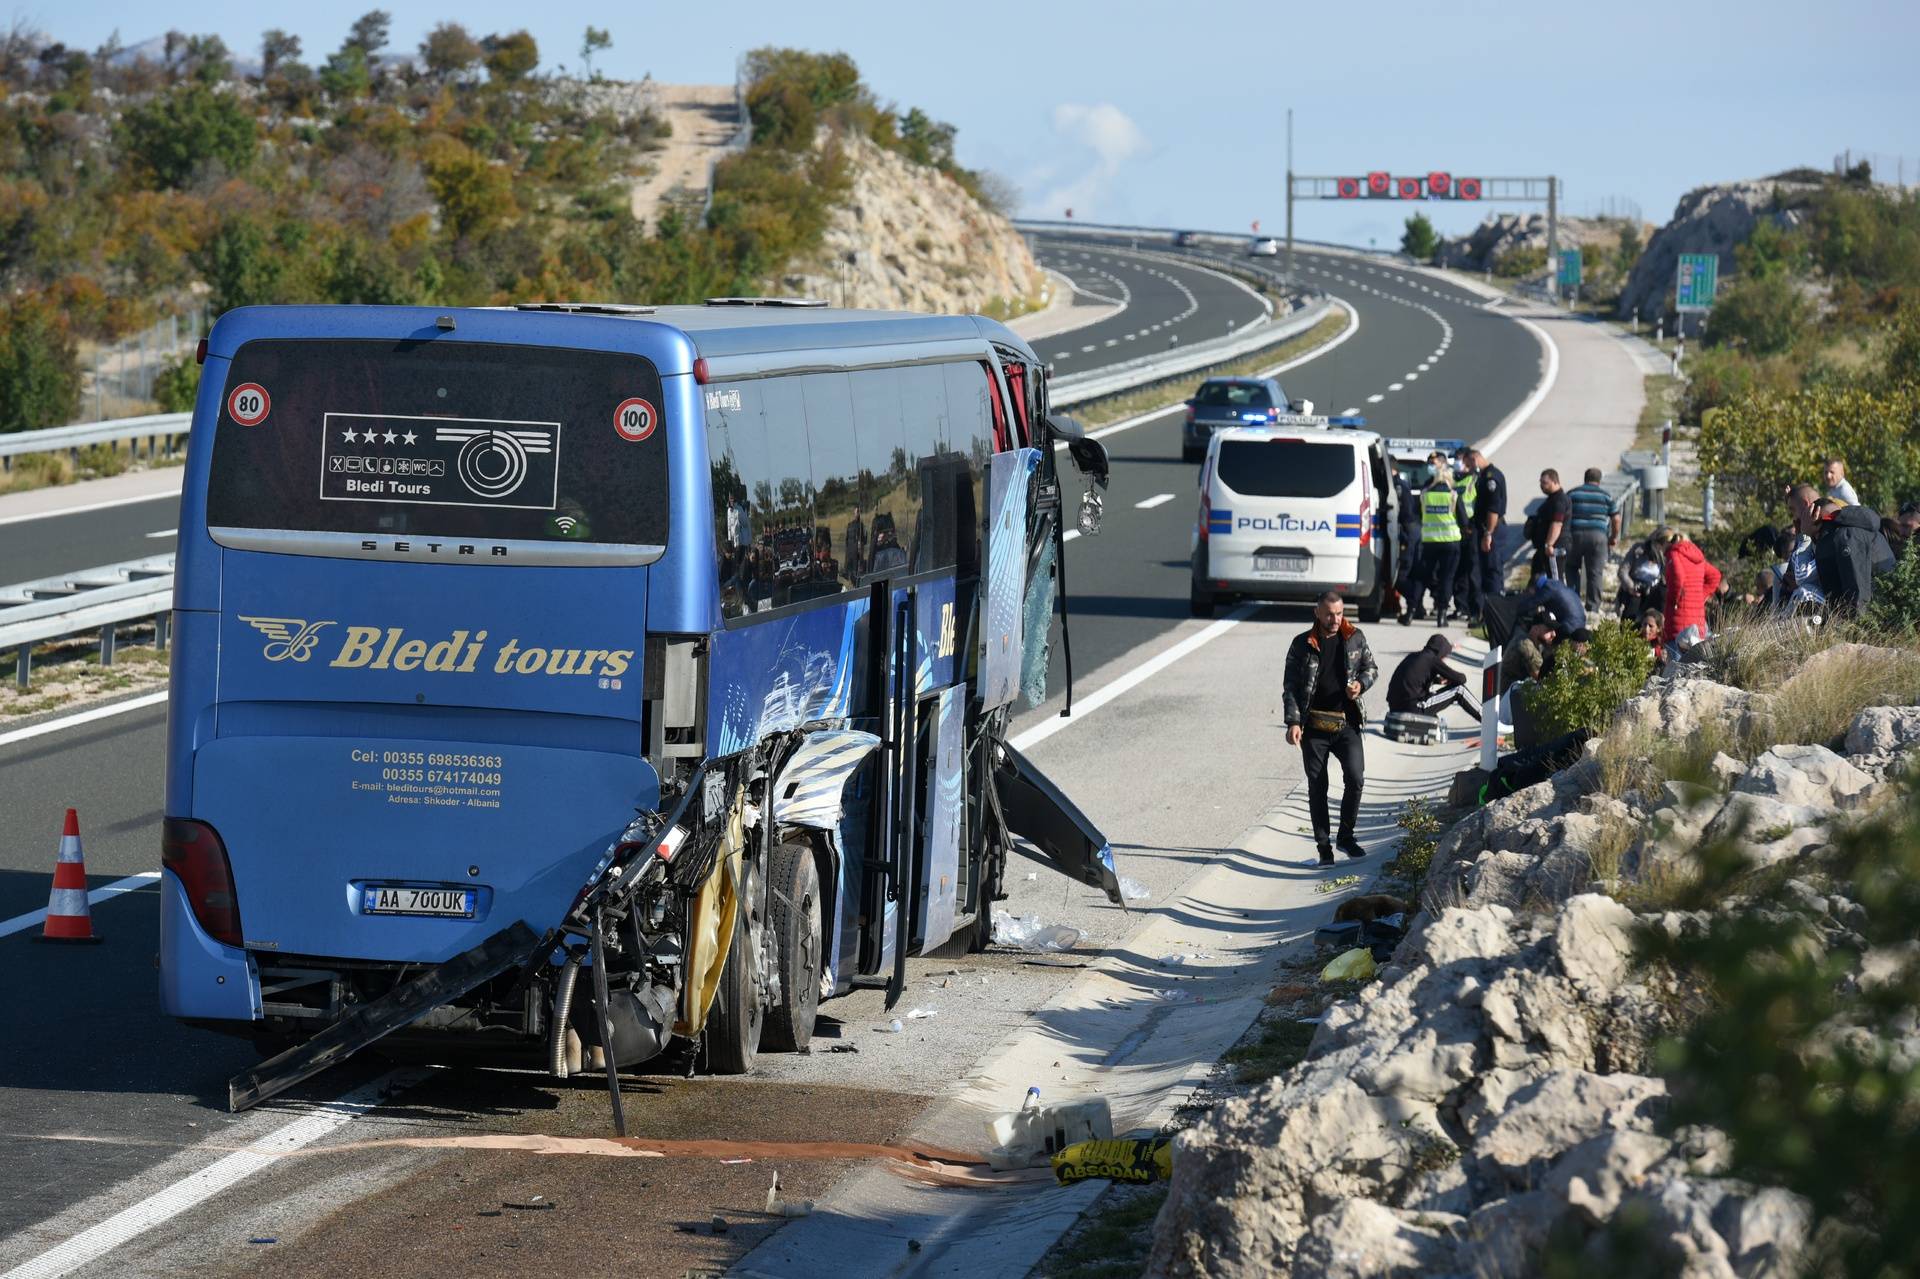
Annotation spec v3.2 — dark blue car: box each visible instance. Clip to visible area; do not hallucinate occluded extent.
[1182,376,1290,463]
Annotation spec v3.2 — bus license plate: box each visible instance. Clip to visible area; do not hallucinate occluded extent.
[363,886,475,918]
[1256,553,1310,576]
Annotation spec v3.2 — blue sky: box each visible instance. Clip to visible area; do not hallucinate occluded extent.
[25,0,1920,246]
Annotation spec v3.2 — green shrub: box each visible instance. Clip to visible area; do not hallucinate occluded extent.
[119,83,257,188]
[153,354,200,413]
[1698,381,1920,516]
[1388,796,1444,892]
[0,296,81,433]
[1704,272,1811,356]
[1867,539,1920,633]
[1493,245,1547,278]
[1527,620,1656,739]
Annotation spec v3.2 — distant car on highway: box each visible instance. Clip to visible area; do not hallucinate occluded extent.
[1182,376,1290,463]
[1248,237,1281,257]
[1191,424,1396,621]
[1172,231,1199,247]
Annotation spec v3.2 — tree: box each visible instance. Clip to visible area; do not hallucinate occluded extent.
[0,295,80,433]
[420,23,482,79]
[1614,222,1643,276]
[119,83,258,188]
[319,45,371,99]
[483,31,539,83]
[260,30,302,79]
[1704,272,1810,356]
[898,107,957,169]
[580,26,611,80]
[422,137,518,239]
[344,11,391,57]
[196,215,292,313]
[1401,212,1438,262]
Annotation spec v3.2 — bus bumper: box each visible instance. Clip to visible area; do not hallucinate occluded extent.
[159,868,261,1023]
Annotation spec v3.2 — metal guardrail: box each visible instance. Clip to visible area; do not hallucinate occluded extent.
[1048,294,1332,408]
[1,555,174,688]
[0,411,191,462]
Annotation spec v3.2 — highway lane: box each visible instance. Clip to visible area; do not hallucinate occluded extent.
[0,241,1548,1271]
[0,492,179,585]
[1028,237,1271,371]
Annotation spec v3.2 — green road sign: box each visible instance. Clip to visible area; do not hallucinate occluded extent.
[1676,253,1718,310]
[1558,249,1582,288]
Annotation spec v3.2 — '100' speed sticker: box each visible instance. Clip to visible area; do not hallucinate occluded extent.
[613,397,657,443]
[228,383,271,427]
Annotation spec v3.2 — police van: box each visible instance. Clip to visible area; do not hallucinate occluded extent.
[1386,436,1471,492]
[1190,419,1396,620]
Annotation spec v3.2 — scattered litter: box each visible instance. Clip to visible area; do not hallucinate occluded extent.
[711,1215,730,1235]
[1297,1014,1326,1024]
[766,1171,816,1218]
[503,1199,555,1211]
[986,1090,1114,1169]
[906,1008,938,1021]
[979,975,989,985]
[828,1043,859,1053]
[1314,875,1363,895]
[1321,947,1378,982]
[877,1019,905,1034]
[247,1238,277,1245]
[1118,876,1151,902]
[721,1158,754,1165]
[1265,983,1313,1005]
[1158,952,1213,967]
[992,914,1082,952]
[1024,872,1038,881]
[1052,1137,1172,1185]
[478,1210,503,1218]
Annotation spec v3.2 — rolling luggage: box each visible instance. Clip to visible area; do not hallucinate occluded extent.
[1383,710,1447,745]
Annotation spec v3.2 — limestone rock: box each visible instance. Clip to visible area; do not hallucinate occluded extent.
[1481,968,1594,1072]
[1476,1071,1667,1187]
[1712,1187,1812,1279]
[1290,1199,1465,1278]
[1456,1191,1572,1279]
[1545,1130,1676,1222]
[1617,178,1821,322]
[1613,677,1758,745]
[1465,850,1533,911]
[1556,894,1638,998]
[1845,704,1920,756]
[1408,906,1517,967]
[1734,744,1874,810]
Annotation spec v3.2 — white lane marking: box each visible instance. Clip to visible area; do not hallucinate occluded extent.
[1053,351,1071,360]
[145,528,177,539]
[1367,394,1384,403]
[0,872,162,940]
[0,1071,430,1279]
[1080,344,1096,353]
[0,690,168,749]
[1417,363,1431,371]
[0,485,181,528]
[1340,406,1360,416]
[1062,529,1081,542]
[1012,604,1259,752]
[1479,314,1561,458]
[1405,373,1419,381]
[1104,339,1118,347]
[1135,493,1175,510]
[1388,382,1404,391]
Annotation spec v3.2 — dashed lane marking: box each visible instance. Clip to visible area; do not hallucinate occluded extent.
[1135,493,1175,510]
[1367,393,1385,403]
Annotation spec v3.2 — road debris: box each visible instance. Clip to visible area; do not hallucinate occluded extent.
[765,1170,816,1218]
[991,914,1082,952]
[1118,876,1151,902]
[1321,947,1378,982]
[1051,1137,1173,1185]
[711,1214,729,1234]
[1314,875,1364,894]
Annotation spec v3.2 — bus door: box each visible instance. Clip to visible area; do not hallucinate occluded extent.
[169,331,670,997]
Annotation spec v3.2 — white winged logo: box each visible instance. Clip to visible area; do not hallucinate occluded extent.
[238,616,335,662]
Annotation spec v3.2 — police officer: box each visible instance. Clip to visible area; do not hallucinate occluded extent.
[1471,449,1509,600]
[1284,591,1377,865]
[1394,468,1423,624]
[1451,449,1480,617]
[1418,453,1465,626]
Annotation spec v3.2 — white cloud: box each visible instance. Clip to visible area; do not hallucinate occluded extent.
[1034,103,1149,218]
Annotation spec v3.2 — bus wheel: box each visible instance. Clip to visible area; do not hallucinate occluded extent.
[761,841,822,1052]
[705,883,763,1074]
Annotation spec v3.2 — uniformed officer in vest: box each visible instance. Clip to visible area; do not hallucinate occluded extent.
[1418,452,1466,627]
[1450,448,1480,618]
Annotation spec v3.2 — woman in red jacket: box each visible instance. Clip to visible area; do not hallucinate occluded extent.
[1657,527,1722,657]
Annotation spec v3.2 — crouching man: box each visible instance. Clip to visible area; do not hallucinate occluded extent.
[1284,590,1377,866]
[1387,634,1481,723]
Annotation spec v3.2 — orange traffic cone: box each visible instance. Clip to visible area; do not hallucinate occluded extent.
[38,808,102,944]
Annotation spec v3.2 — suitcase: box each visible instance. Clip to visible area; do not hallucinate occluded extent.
[1383,710,1447,745]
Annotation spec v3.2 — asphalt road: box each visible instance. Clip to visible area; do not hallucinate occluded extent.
[1027,238,1271,371]
[0,240,1546,1275]
[1,492,180,586]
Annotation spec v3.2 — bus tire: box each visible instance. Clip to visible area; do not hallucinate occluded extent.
[705,882,762,1074]
[761,840,822,1053]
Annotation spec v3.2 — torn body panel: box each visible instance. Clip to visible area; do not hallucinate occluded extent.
[993,741,1122,905]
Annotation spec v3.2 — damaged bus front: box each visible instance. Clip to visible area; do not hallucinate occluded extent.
[158,302,1117,1115]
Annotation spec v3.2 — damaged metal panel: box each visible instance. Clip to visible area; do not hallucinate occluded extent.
[770,729,881,829]
[227,921,542,1112]
[993,742,1122,904]
[919,686,966,943]
[982,449,1040,710]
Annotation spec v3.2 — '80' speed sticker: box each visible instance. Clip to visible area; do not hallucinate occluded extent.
[227,383,271,427]
[613,397,657,443]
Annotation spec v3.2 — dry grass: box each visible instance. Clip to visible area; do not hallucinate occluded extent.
[1761,643,1920,749]
[0,452,75,493]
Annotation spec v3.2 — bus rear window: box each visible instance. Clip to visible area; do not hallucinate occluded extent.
[1217,439,1355,498]
[205,339,669,561]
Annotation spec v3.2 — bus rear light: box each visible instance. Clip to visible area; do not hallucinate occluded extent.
[693,357,710,385]
[161,817,242,948]
[195,338,208,366]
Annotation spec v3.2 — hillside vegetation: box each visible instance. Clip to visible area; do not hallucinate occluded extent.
[0,21,999,432]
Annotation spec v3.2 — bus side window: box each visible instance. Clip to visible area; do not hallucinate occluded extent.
[981,361,1011,452]
[706,383,768,621]
[759,377,815,611]
[1002,361,1031,447]
[944,362,993,578]
[850,367,907,583]
[798,372,858,601]
[899,365,950,572]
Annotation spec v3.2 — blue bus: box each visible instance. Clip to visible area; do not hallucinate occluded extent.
[158,300,1118,1117]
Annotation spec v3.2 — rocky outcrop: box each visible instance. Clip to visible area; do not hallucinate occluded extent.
[1152,664,1920,1276]
[780,132,1039,317]
[1436,213,1650,276]
[1615,177,1822,321]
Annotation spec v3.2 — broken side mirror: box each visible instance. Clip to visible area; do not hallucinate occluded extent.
[1045,412,1110,536]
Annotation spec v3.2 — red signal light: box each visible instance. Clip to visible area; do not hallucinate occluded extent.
[1457,177,1482,201]
[1396,176,1423,200]
[1427,171,1451,197]
[1336,177,1360,198]
[1366,171,1390,197]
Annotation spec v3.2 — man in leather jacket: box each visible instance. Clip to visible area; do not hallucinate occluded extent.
[1283,591,1379,865]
